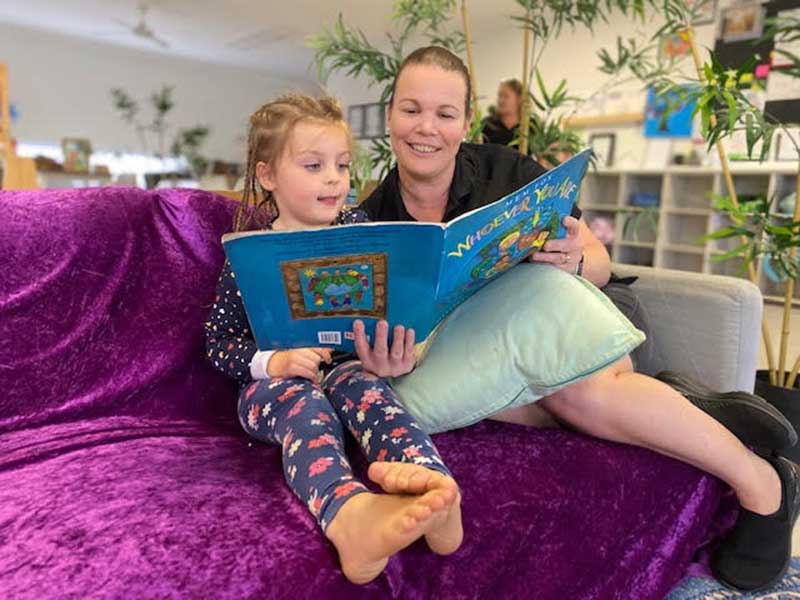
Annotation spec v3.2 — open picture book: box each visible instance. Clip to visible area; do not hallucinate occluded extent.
[223,148,592,352]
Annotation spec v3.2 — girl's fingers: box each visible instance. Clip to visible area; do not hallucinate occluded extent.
[295,349,323,366]
[288,364,319,381]
[310,347,333,363]
[292,353,321,374]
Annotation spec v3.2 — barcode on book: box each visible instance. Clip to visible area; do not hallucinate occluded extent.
[318,331,342,345]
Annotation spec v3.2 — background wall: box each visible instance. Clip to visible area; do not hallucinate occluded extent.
[0,2,734,168]
[1,23,319,163]
[324,7,722,168]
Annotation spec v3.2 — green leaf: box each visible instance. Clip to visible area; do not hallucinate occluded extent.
[535,69,551,107]
[722,90,737,130]
[704,225,749,240]
[711,242,751,263]
[745,112,757,158]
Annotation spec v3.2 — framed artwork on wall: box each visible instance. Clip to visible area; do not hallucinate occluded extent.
[348,102,386,139]
[687,0,716,25]
[61,138,92,173]
[588,133,616,167]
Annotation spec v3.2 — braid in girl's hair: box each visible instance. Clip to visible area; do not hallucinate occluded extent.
[234,93,350,232]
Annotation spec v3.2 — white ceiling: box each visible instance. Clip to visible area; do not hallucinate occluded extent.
[0,0,515,83]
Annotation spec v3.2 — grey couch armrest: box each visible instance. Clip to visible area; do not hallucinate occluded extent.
[610,264,763,393]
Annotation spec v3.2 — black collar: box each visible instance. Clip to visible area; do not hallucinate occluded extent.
[384,144,477,221]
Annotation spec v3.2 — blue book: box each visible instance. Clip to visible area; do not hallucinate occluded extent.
[223,149,592,352]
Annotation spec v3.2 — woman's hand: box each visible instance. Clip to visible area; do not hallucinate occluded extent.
[267,348,333,381]
[529,216,583,274]
[353,320,416,378]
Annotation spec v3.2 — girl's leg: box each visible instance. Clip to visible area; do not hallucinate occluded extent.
[238,377,456,583]
[323,361,463,554]
[537,356,781,516]
[323,361,450,475]
[238,377,367,529]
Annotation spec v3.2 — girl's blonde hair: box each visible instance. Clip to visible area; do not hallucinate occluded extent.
[234,93,350,232]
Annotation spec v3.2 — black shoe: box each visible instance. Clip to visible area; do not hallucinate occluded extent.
[711,455,800,591]
[656,371,798,451]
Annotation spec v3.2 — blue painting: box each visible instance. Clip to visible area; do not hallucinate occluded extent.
[280,253,388,320]
[644,85,697,138]
[299,263,375,312]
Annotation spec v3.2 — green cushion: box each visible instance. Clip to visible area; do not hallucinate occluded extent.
[391,263,646,433]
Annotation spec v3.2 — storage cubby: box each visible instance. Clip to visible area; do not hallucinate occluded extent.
[666,172,716,210]
[664,213,709,247]
[616,246,655,267]
[773,175,797,216]
[619,209,658,243]
[579,172,620,207]
[727,174,771,201]
[576,164,798,305]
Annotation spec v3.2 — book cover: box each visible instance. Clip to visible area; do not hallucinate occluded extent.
[223,148,592,352]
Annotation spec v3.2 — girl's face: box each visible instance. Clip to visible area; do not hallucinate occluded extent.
[256,121,351,230]
[496,84,521,119]
[387,64,471,183]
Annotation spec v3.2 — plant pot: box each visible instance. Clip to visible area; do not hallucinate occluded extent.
[754,370,800,462]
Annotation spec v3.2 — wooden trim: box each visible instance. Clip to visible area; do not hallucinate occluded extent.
[0,62,10,159]
[564,112,644,129]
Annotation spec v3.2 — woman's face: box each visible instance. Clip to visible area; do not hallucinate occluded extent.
[387,63,471,183]
[496,84,522,119]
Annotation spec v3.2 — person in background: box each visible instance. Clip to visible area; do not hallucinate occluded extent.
[481,78,523,147]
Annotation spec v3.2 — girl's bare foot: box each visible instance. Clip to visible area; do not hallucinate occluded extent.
[368,462,464,555]
[325,488,452,585]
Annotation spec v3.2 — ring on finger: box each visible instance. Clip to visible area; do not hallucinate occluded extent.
[563,253,570,264]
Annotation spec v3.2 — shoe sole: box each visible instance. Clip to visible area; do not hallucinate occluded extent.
[659,372,798,450]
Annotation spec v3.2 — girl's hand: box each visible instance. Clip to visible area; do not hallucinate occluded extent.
[353,320,416,378]
[267,348,333,381]
[529,216,584,274]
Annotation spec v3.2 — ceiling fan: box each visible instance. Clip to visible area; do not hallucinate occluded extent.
[111,1,170,49]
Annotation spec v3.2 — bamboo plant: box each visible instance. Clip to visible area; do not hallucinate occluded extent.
[307,0,480,192]
[598,0,800,389]
[512,0,651,159]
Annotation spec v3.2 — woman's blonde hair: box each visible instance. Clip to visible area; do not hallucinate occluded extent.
[234,93,350,231]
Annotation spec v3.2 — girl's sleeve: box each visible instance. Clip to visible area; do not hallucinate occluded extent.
[204,260,270,386]
[337,207,371,224]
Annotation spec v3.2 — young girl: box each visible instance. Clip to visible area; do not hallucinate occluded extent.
[204,93,463,585]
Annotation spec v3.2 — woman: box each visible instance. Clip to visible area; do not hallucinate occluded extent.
[355,46,799,593]
[481,78,523,147]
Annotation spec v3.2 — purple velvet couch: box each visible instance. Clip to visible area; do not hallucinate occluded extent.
[0,187,735,599]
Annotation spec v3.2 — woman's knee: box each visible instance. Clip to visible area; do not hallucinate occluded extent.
[540,355,631,420]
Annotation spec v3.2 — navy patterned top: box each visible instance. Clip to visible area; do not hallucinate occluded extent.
[204,208,369,387]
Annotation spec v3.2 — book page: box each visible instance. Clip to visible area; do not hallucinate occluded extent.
[435,150,591,321]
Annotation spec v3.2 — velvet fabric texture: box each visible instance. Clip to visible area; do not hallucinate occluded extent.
[0,187,734,599]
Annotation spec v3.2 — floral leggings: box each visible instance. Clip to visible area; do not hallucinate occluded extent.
[238,361,451,531]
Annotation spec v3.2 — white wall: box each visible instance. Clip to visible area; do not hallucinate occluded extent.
[1,23,320,162]
[325,8,721,167]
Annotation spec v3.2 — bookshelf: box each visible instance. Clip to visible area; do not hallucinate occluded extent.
[579,164,800,305]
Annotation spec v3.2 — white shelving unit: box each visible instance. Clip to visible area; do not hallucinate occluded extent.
[579,164,800,305]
